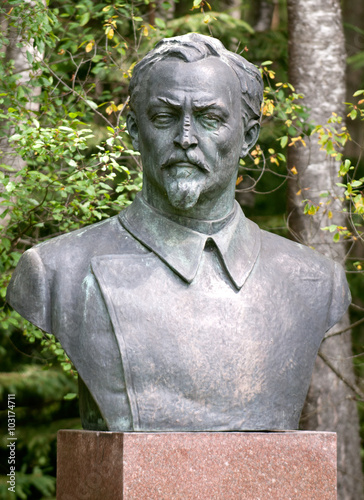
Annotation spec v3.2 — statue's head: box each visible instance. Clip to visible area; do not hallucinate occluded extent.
[127,33,263,213]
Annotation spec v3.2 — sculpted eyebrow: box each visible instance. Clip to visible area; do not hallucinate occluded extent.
[192,101,229,117]
[154,97,182,108]
[146,97,182,116]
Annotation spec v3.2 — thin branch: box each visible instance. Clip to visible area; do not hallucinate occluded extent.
[253,177,287,195]
[116,96,130,128]
[351,302,364,312]
[323,316,364,340]
[41,60,114,128]
[318,351,364,401]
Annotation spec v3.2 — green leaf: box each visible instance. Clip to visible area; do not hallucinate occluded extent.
[339,159,351,176]
[333,233,340,242]
[5,181,16,193]
[353,89,364,96]
[26,50,34,64]
[64,393,77,400]
[85,99,98,110]
[280,136,288,148]
[0,163,17,172]
[79,12,90,26]
[9,134,22,141]
[59,126,74,132]
[155,17,166,29]
[16,86,25,99]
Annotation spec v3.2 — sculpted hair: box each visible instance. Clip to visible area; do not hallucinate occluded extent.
[128,33,264,126]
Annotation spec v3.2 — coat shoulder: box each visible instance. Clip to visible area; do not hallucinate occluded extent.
[258,229,351,330]
[260,229,335,273]
[35,215,133,265]
[6,214,147,332]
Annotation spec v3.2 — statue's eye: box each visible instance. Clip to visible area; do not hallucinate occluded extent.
[198,113,221,130]
[152,113,175,126]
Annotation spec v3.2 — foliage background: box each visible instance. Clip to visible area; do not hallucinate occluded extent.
[0,0,363,498]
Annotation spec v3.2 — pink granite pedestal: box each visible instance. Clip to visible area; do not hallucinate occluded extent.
[57,430,337,500]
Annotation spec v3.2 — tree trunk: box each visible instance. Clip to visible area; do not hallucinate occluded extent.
[0,1,43,219]
[224,0,241,20]
[254,0,276,32]
[287,1,363,498]
[342,0,364,159]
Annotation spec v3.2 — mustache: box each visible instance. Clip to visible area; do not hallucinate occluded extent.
[161,153,210,173]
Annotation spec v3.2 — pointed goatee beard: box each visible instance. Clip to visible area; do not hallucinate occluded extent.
[165,178,203,210]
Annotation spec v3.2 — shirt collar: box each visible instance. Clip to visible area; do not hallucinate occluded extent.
[118,194,261,290]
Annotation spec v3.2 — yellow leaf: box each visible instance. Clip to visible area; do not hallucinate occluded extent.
[105,105,113,115]
[328,211,333,219]
[296,189,302,196]
[107,28,114,40]
[291,166,298,175]
[254,157,260,165]
[236,175,243,186]
[85,41,94,53]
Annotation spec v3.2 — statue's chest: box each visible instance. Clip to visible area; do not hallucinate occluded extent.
[91,250,325,431]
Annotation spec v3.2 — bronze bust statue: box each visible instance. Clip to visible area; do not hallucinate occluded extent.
[7,34,350,432]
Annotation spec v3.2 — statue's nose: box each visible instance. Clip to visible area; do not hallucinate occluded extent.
[174,116,198,150]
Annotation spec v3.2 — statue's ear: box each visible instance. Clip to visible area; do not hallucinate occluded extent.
[126,111,140,151]
[240,121,260,159]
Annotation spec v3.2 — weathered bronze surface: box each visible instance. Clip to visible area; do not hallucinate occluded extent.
[7,34,350,432]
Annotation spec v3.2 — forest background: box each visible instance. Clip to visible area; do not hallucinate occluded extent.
[0,0,363,498]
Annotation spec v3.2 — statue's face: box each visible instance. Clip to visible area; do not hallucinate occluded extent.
[130,57,246,211]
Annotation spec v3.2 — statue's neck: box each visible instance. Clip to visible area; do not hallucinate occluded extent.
[140,194,237,235]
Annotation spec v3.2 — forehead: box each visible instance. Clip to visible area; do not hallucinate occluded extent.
[141,57,241,107]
